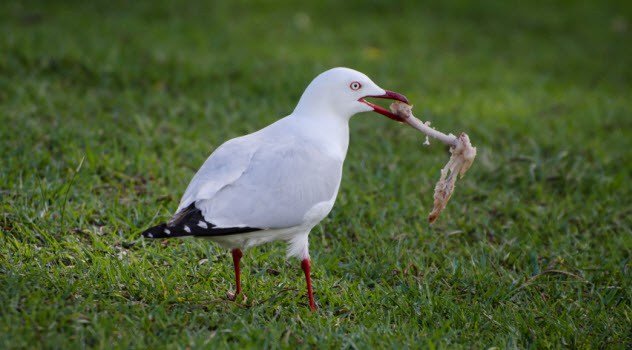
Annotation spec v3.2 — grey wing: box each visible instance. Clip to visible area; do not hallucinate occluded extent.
[196,139,343,229]
[175,135,258,216]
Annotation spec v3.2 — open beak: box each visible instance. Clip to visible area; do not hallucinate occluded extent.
[359,90,410,122]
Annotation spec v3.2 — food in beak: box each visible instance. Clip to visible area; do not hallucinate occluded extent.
[389,101,477,223]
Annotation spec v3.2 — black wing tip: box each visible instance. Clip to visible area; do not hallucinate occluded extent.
[142,221,262,239]
[169,203,264,236]
[141,203,263,239]
[142,223,174,239]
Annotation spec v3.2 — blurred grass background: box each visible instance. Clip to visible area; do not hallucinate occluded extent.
[1,0,631,348]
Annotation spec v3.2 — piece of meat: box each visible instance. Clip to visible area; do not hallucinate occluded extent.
[390,102,477,223]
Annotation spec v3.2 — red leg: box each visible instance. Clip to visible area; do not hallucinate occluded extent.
[231,249,243,296]
[301,259,316,311]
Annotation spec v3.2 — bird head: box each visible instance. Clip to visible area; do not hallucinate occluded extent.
[293,67,409,121]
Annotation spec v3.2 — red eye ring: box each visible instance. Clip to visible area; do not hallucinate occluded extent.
[350,81,362,90]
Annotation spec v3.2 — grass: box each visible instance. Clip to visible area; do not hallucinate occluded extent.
[1,0,631,348]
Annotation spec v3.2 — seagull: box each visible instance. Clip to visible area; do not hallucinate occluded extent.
[142,67,409,310]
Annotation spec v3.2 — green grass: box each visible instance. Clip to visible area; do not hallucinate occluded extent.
[1,0,631,348]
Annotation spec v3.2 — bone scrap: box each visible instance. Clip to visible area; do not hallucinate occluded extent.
[390,102,477,223]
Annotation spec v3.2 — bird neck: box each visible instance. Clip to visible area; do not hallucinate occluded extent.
[293,101,351,120]
[290,112,350,159]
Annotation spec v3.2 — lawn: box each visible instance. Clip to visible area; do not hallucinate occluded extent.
[1,0,631,348]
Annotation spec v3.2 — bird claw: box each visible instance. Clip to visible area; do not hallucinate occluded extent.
[226,291,247,303]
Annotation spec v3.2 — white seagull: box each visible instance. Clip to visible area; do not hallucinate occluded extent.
[142,67,409,310]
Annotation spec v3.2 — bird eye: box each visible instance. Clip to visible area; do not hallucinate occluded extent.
[350,81,362,90]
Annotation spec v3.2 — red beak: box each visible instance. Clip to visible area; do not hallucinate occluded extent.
[359,90,410,122]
